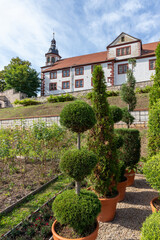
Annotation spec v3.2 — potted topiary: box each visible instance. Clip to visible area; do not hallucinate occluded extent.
[52,100,101,240]
[115,128,141,186]
[143,152,160,212]
[88,65,120,222]
[141,211,160,240]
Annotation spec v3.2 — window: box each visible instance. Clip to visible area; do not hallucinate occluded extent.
[50,71,57,79]
[75,67,84,75]
[121,36,125,42]
[149,59,156,70]
[62,68,70,77]
[49,82,57,91]
[51,57,55,63]
[116,46,131,56]
[107,77,112,84]
[62,81,70,89]
[108,64,112,69]
[75,79,84,88]
[91,64,100,73]
[47,57,50,63]
[118,64,128,74]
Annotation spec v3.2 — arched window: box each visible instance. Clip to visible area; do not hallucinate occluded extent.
[51,57,55,63]
[47,57,50,63]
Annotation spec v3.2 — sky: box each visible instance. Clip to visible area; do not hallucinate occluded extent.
[0,0,160,73]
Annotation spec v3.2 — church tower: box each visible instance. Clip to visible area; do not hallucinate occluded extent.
[45,33,61,66]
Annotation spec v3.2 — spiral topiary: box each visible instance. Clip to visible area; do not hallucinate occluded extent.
[52,189,101,235]
[60,148,97,182]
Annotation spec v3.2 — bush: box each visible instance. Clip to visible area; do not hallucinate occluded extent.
[14,99,41,106]
[135,85,152,94]
[52,189,101,234]
[60,100,96,133]
[86,91,93,99]
[143,152,160,192]
[47,93,74,103]
[121,107,135,128]
[110,105,123,123]
[115,128,141,170]
[148,100,160,157]
[60,148,97,182]
[107,90,119,97]
[141,212,160,240]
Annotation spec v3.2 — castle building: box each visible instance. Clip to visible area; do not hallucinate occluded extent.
[41,32,159,96]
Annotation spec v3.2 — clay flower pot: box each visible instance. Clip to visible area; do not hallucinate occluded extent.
[124,169,135,186]
[150,196,159,213]
[51,220,99,240]
[117,177,128,202]
[97,193,119,222]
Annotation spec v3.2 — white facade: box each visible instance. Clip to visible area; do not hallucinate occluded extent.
[41,32,158,96]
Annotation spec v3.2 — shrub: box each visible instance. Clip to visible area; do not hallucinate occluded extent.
[60,100,96,133]
[88,65,119,197]
[110,105,123,123]
[148,100,160,157]
[47,93,74,103]
[107,90,119,97]
[115,128,141,170]
[143,152,160,192]
[86,91,93,99]
[135,85,152,94]
[141,212,160,240]
[14,99,41,106]
[52,189,101,234]
[121,107,135,128]
[60,148,97,182]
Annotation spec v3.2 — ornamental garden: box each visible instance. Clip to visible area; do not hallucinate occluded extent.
[0,43,160,240]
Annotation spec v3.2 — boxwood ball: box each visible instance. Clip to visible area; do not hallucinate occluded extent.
[60,100,96,133]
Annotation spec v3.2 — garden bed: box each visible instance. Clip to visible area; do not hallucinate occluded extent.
[0,157,59,212]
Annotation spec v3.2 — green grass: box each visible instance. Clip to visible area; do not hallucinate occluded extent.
[0,175,71,236]
[0,93,149,120]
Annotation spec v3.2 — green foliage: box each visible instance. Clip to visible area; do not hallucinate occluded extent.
[60,100,96,133]
[120,59,137,111]
[47,93,74,103]
[2,57,40,97]
[14,99,41,106]
[135,85,152,94]
[60,148,97,182]
[143,152,160,192]
[115,128,141,170]
[121,107,134,128]
[88,65,119,197]
[86,90,119,100]
[149,43,160,107]
[52,189,101,234]
[148,100,160,157]
[0,70,7,92]
[110,105,123,123]
[141,212,160,240]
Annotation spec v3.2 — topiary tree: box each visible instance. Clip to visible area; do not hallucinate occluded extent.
[52,100,101,236]
[148,43,160,156]
[143,152,160,193]
[60,100,96,149]
[141,211,160,240]
[121,107,135,128]
[110,105,123,123]
[88,65,119,197]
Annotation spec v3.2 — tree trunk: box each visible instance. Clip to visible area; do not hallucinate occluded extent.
[75,181,81,195]
[77,133,80,150]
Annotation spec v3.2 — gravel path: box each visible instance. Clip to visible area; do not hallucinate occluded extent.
[96,174,158,240]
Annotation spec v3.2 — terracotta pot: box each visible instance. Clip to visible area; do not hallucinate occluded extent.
[51,220,99,240]
[97,193,119,222]
[150,196,159,213]
[124,169,135,186]
[117,177,128,202]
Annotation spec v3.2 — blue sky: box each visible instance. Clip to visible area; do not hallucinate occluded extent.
[0,0,160,73]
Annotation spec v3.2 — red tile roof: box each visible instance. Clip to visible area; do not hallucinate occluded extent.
[42,41,160,73]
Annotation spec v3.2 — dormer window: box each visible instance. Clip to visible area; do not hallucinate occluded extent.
[121,36,125,42]
[116,46,131,56]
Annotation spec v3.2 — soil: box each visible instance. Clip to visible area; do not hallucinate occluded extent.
[55,221,97,239]
[0,157,60,212]
[153,198,160,211]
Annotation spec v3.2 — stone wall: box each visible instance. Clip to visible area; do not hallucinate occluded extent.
[0,89,27,108]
